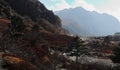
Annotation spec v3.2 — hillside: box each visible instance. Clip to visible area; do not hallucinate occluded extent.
[55,7,120,36]
[0,0,73,70]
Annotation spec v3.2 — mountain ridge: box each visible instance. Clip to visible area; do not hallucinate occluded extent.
[55,7,120,36]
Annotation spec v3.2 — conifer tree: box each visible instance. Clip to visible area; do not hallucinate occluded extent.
[66,36,86,63]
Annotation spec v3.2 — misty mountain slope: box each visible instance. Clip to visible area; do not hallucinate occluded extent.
[55,7,120,36]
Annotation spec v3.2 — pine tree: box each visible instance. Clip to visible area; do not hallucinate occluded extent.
[66,36,86,63]
[104,36,111,46]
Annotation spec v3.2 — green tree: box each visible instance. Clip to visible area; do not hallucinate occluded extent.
[66,36,86,63]
[104,36,111,46]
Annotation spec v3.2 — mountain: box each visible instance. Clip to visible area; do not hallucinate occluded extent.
[1,0,67,34]
[0,0,73,70]
[55,7,120,36]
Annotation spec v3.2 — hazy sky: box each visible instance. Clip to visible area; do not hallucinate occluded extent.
[40,0,120,21]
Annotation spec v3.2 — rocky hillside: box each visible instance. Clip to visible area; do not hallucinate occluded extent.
[0,0,73,70]
[0,0,67,34]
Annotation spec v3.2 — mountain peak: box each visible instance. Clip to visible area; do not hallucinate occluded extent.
[55,7,120,36]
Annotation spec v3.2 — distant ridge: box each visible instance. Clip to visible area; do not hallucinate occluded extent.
[55,7,120,36]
